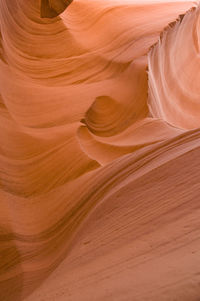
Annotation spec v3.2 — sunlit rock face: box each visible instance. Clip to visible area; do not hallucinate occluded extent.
[148,4,200,129]
[1,0,200,300]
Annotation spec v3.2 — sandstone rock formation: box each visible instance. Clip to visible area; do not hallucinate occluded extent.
[41,0,73,17]
[0,0,200,300]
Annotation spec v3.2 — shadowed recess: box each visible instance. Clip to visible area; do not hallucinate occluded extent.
[40,0,73,18]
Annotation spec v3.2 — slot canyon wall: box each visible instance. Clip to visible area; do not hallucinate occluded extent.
[1,0,200,300]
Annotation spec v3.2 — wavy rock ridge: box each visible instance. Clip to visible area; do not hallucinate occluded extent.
[0,0,200,300]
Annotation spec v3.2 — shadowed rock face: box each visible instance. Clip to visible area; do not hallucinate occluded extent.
[1,0,200,300]
[40,0,73,17]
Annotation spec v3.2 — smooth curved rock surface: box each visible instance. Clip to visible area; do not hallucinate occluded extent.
[148,3,200,129]
[0,0,200,300]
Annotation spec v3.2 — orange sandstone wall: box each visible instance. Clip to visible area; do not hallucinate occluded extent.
[0,1,200,300]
